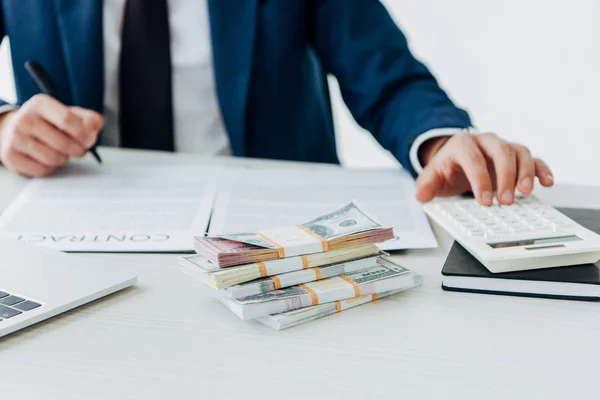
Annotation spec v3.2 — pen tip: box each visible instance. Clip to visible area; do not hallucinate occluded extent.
[90,148,102,164]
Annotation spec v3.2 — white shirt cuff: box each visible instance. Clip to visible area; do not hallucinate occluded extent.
[0,104,18,116]
[409,127,483,174]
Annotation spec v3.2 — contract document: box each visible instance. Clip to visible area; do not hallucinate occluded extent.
[0,165,218,252]
[208,167,437,250]
[0,163,436,252]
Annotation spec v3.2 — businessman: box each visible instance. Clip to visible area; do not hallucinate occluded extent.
[0,0,553,205]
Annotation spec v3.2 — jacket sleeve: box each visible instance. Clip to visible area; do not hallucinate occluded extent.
[309,0,472,175]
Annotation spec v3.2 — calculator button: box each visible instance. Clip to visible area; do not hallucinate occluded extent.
[553,220,574,229]
[467,229,485,236]
[547,223,562,232]
[458,218,473,225]
[540,210,565,219]
[483,222,503,229]
[457,202,479,211]
[484,233,513,242]
[513,209,530,217]
[437,203,455,212]
[460,222,479,230]
[511,225,533,232]
[484,232,545,243]
[530,221,549,229]
[539,213,560,221]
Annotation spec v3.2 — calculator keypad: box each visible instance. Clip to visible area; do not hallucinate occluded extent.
[435,195,574,237]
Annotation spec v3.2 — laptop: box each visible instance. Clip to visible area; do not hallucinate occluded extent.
[0,235,137,338]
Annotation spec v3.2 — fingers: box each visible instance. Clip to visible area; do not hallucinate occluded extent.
[17,113,88,158]
[453,134,494,206]
[25,94,84,144]
[514,144,535,194]
[476,134,517,204]
[70,106,104,147]
[415,166,443,203]
[12,133,68,167]
[413,131,553,205]
[24,94,101,148]
[1,150,53,177]
[535,158,554,187]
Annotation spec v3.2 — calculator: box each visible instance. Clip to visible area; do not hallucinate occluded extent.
[423,195,600,273]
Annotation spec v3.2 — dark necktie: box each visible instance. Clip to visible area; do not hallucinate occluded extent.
[119,0,174,151]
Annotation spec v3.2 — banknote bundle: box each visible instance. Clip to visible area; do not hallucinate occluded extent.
[179,243,383,290]
[215,258,420,320]
[181,248,386,298]
[194,202,394,267]
[258,286,421,330]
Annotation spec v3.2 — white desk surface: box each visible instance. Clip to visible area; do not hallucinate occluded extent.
[1,148,599,399]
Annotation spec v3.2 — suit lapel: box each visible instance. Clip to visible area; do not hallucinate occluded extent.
[208,0,259,157]
[52,0,104,112]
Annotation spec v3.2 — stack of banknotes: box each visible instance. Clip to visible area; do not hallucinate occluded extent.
[182,202,422,329]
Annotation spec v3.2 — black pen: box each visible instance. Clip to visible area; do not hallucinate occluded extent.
[24,60,102,164]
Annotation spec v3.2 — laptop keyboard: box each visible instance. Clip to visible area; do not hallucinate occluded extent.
[0,290,42,321]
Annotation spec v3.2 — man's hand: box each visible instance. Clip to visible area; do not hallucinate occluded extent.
[415,132,554,206]
[0,94,103,177]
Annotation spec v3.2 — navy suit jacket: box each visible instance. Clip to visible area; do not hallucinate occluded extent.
[0,0,472,175]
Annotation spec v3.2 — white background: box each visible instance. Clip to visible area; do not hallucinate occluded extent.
[0,0,597,185]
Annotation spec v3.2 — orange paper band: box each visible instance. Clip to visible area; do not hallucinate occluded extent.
[299,284,319,306]
[296,225,329,252]
[255,232,286,258]
[371,293,378,301]
[311,267,322,280]
[335,301,342,313]
[301,255,309,269]
[339,275,361,297]
[271,275,282,290]
[258,262,268,277]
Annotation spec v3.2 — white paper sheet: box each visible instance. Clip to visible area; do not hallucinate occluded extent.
[0,164,218,252]
[0,163,435,252]
[209,167,437,250]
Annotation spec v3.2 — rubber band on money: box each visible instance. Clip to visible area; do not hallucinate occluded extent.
[301,255,309,269]
[258,262,268,277]
[255,232,286,258]
[311,267,322,280]
[335,301,342,313]
[339,275,361,297]
[271,275,282,290]
[296,225,329,252]
[299,284,319,306]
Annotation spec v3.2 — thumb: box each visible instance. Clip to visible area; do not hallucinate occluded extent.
[415,164,444,203]
[70,106,104,132]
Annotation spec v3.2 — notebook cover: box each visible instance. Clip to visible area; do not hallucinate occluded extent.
[441,207,600,298]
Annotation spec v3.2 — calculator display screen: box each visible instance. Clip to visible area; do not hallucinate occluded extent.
[488,235,582,249]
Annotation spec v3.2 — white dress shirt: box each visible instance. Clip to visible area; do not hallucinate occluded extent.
[99,0,468,170]
[102,0,231,155]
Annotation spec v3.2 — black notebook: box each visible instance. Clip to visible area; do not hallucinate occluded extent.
[442,207,600,301]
